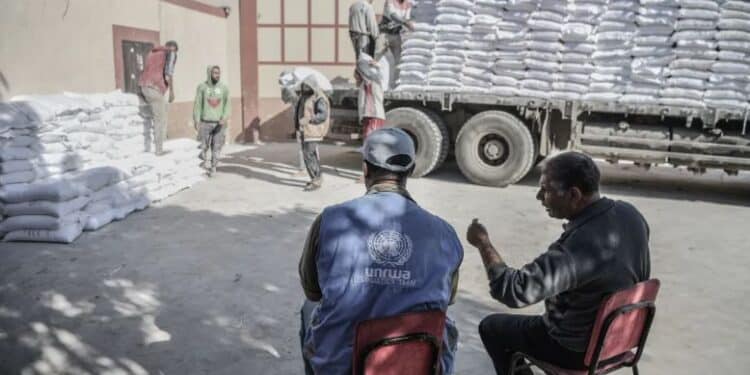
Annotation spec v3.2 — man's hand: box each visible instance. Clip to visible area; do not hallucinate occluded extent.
[219,119,226,126]
[467,218,491,248]
[406,21,416,31]
[468,218,505,271]
[168,91,175,103]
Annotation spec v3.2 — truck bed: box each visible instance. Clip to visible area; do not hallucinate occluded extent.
[331,83,750,126]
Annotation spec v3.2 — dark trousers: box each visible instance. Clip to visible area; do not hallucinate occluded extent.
[302,141,321,181]
[479,314,586,375]
[199,122,226,167]
[350,31,373,60]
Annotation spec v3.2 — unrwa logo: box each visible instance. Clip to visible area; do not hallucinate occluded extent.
[367,230,413,266]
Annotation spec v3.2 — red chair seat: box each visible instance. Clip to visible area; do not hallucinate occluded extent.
[511,279,660,375]
[352,310,446,375]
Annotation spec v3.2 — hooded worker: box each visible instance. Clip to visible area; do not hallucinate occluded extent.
[294,77,331,191]
[193,65,230,176]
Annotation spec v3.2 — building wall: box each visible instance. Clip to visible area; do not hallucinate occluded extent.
[0,0,244,141]
[256,0,385,140]
[158,1,243,141]
[0,0,160,98]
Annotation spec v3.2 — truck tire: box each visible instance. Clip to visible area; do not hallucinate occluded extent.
[385,107,450,177]
[455,110,536,187]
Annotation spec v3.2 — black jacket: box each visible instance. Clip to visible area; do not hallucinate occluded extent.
[487,198,651,351]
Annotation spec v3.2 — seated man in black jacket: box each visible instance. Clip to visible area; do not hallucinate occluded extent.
[466,152,651,375]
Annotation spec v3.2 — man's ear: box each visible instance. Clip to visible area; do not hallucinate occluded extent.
[570,187,584,206]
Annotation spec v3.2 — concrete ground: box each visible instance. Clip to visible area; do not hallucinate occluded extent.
[1,142,749,375]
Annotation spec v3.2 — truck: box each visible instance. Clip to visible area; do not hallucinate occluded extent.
[328,79,750,187]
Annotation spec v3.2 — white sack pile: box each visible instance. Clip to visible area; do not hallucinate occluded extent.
[0,91,205,243]
[396,0,750,112]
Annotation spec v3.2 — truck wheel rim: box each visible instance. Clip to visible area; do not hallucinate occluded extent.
[478,134,510,166]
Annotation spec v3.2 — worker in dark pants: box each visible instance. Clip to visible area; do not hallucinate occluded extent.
[349,0,379,59]
[193,65,230,176]
[466,152,651,375]
[294,78,330,191]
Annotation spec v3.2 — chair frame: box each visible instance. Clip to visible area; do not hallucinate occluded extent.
[357,332,441,375]
[510,301,657,375]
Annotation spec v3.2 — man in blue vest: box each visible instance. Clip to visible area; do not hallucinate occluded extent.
[298,128,463,374]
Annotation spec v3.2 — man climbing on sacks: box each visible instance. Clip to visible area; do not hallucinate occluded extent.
[294,77,330,191]
[298,128,463,374]
[379,0,415,88]
[138,40,178,156]
[349,0,380,60]
[193,65,230,176]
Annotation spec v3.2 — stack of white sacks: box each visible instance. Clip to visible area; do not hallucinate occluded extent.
[663,0,713,108]
[556,0,599,101]
[396,0,750,113]
[0,91,205,243]
[623,0,675,105]
[491,1,530,96]
[430,0,473,89]
[710,0,750,110]
[462,0,503,91]
[397,0,439,90]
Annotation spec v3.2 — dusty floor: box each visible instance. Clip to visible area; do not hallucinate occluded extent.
[1,142,749,375]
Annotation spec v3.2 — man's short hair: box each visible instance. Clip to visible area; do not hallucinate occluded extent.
[165,40,179,51]
[542,152,600,195]
[365,160,412,183]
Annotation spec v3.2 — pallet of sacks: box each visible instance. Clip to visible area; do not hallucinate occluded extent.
[0,91,206,243]
[395,0,750,113]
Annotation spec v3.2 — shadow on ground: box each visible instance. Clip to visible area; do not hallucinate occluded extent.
[220,142,750,207]
[0,205,318,375]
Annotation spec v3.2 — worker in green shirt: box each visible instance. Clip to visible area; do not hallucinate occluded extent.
[193,65,230,176]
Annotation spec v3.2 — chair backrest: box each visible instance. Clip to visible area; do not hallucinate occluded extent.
[352,310,446,375]
[584,279,660,368]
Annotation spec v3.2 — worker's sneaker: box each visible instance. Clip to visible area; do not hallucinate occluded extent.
[304,180,322,191]
[210,165,217,176]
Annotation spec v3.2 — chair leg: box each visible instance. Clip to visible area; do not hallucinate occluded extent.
[632,365,639,375]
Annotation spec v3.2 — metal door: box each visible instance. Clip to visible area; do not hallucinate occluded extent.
[122,41,154,94]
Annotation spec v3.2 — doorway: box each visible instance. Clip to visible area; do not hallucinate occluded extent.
[112,25,160,92]
[121,41,154,94]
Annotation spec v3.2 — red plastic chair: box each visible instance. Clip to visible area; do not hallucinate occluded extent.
[510,279,660,375]
[352,310,446,375]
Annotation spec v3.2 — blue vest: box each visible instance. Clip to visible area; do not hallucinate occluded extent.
[305,191,463,374]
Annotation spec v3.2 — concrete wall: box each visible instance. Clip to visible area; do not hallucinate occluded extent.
[158,1,242,141]
[0,0,160,98]
[0,0,243,141]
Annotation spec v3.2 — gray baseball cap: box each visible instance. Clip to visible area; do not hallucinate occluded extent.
[361,128,416,172]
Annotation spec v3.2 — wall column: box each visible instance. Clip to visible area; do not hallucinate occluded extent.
[239,0,260,143]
